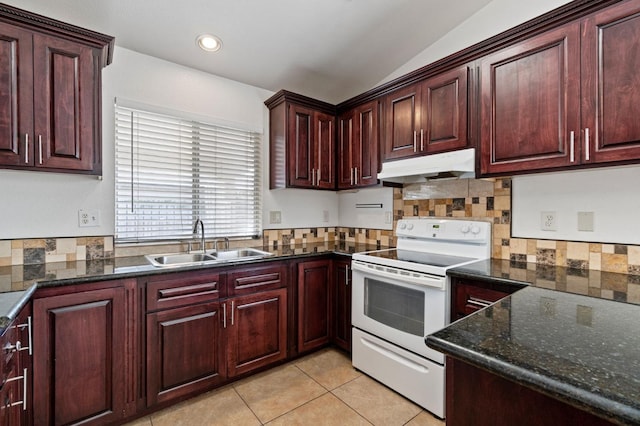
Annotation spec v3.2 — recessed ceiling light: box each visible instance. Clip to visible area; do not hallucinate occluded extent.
[196,34,222,52]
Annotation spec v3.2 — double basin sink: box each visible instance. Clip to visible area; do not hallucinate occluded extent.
[146,248,272,268]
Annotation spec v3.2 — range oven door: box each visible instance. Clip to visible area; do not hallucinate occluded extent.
[351,260,448,363]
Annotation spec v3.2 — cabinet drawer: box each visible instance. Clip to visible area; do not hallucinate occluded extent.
[227,263,286,296]
[146,271,222,311]
[453,282,509,321]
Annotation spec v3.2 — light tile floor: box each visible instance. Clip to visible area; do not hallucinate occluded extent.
[125,348,445,426]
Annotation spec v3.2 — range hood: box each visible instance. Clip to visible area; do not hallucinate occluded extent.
[377,148,475,183]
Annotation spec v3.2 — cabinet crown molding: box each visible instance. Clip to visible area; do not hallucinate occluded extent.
[0,3,115,66]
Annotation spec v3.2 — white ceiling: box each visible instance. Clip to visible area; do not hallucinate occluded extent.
[7,0,493,104]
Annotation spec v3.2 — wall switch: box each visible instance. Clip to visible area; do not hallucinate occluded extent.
[577,211,594,232]
[269,211,282,224]
[540,211,557,231]
[78,209,100,227]
[323,210,329,223]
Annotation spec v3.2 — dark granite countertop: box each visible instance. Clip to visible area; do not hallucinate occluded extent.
[0,241,381,326]
[428,259,640,425]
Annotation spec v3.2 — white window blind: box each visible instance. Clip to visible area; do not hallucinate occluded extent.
[114,103,262,243]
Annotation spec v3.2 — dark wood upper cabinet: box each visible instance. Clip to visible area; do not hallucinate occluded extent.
[382,66,469,161]
[0,4,113,175]
[581,0,640,164]
[266,91,336,190]
[382,84,422,160]
[479,23,581,174]
[338,100,379,189]
[481,0,640,175]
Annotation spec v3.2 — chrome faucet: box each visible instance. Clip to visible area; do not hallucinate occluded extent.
[192,217,205,253]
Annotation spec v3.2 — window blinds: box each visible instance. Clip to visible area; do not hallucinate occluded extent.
[114,104,262,243]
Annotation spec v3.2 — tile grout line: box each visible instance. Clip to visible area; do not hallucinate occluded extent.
[230,385,264,425]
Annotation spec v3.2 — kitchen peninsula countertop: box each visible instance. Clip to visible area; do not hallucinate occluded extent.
[0,241,381,329]
[428,259,640,425]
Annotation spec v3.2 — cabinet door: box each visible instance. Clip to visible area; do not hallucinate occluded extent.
[582,1,640,164]
[338,101,379,189]
[337,110,355,189]
[287,104,314,187]
[227,288,287,377]
[354,101,379,187]
[480,23,581,175]
[333,259,352,352]
[383,84,421,160]
[146,301,225,406]
[33,287,125,426]
[422,66,468,154]
[32,33,96,172]
[0,22,33,167]
[315,111,335,189]
[297,259,332,353]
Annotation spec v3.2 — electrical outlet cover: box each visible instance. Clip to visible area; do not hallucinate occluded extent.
[540,211,557,231]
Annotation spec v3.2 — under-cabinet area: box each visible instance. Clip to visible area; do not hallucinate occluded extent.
[22,255,352,425]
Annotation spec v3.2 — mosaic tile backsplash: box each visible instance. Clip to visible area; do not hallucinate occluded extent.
[0,237,113,266]
[3,177,640,275]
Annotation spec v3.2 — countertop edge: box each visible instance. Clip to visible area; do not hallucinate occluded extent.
[0,284,37,332]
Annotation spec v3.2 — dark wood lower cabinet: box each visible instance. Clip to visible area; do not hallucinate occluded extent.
[227,288,287,377]
[33,286,125,426]
[297,259,332,353]
[332,259,351,352]
[446,358,614,426]
[146,301,226,406]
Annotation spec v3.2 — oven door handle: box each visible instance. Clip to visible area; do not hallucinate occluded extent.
[351,260,445,290]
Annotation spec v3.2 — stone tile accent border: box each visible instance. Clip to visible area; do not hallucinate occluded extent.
[0,236,114,266]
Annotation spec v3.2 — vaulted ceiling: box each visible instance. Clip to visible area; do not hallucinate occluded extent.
[7,0,493,103]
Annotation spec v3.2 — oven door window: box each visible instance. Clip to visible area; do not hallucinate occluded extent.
[364,278,425,336]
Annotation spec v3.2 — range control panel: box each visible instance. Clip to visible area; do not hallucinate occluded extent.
[396,218,491,242]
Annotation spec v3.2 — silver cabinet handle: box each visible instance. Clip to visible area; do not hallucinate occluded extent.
[420,129,424,151]
[413,131,417,152]
[585,128,590,161]
[230,301,235,326]
[569,131,575,163]
[317,169,320,185]
[222,303,227,328]
[1,368,26,409]
[38,135,43,165]
[16,316,32,356]
[24,134,29,164]
[345,265,350,286]
[350,168,354,185]
[354,167,358,185]
[467,296,493,308]
[22,368,26,411]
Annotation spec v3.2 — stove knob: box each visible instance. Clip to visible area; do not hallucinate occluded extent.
[406,223,414,230]
[461,224,471,234]
[399,222,407,230]
[471,225,481,235]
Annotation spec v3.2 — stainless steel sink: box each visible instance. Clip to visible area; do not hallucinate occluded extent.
[145,252,217,267]
[145,248,272,267]
[209,248,272,261]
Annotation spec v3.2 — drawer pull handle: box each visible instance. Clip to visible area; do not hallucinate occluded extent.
[222,303,227,328]
[585,127,590,161]
[467,296,493,308]
[25,134,29,164]
[231,301,235,326]
[569,131,575,163]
